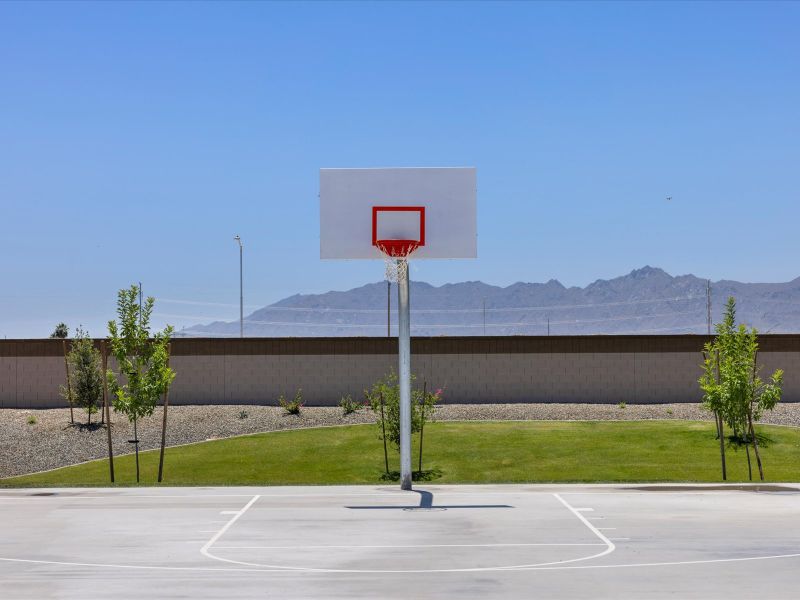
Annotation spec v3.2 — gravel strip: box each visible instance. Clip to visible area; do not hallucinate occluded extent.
[2,403,800,479]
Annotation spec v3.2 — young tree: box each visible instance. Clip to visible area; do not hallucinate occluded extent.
[366,372,439,475]
[699,297,783,480]
[417,382,443,474]
[60,327,103,425]
[106,285,175,483]
[700,298,737,479]
[50,323,69,339]
[740,325,783,480]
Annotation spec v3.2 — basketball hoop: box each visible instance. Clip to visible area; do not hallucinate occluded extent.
[320,168,477,492]
[377,240,419,282]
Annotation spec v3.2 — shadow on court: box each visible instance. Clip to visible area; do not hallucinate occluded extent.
[345,488,513,510]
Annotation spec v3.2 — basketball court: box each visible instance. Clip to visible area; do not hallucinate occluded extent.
[1,484,799,598]
[4,172,798,599]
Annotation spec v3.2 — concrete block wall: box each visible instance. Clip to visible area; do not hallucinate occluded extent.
[1,335,798,408]
[0,342,71,409]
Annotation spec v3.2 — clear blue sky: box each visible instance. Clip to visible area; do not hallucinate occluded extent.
[1,1,798,338]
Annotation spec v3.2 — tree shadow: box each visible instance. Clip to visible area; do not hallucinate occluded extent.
[725,432,774,450]
[63,422,106,432]
[379,468,443,482]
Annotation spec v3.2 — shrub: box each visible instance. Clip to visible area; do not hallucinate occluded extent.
[365,371,440,451]
[27,414,37,425]
[60,327,103,425]
[238,409,249,420]
[339,394,361,416]
[279,389,303,415]
[618,401,626,409]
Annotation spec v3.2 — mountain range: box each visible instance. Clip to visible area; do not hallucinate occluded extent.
[177,266,800,337]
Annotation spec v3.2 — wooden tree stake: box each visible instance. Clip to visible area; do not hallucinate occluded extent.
[715,349,726,481]
[379,391,389,475]
[750,349,765,480]
[63,339,74,425]
[158,344,171,483]
[101,340,115,483]
[418,380,426,474]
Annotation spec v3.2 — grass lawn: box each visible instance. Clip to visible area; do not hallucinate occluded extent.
[3,420,800,486]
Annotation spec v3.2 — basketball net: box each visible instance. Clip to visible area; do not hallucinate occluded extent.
[376,240,419,283]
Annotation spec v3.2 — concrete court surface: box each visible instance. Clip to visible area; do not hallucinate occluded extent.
[1,484,799,599]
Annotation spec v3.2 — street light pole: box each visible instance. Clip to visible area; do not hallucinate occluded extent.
[234,235,243,338]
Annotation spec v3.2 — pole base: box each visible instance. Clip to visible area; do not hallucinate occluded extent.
[400,474,413,491]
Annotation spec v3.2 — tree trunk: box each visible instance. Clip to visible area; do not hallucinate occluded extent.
[717,413,727,481]
[379,392,389,475]
[133,416,140,483]
[713,410,720,440]
[101,341,114,483]
[63,340,74,425]
[157,345,171,483]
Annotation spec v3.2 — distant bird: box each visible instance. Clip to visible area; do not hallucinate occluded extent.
[666,196,673,201]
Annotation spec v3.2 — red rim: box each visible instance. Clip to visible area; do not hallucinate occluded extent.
[376,239,420,258]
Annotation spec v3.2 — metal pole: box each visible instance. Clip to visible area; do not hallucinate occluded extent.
[138,282,142,327]
[240,242,244,338]
[387,280,391,338]
[397,259,412,490]
[483,299,486,336]
[706,279,712,335]
[234,235,243,338]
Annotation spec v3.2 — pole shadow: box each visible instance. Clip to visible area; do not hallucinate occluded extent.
[345,489,513,511]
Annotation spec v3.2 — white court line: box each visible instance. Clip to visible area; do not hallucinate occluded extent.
[216,543,606,550]
[199,492,618,573]
[536,494,616,571]
[519,552,800,571]
[2,551,800,574]
[200,495,260,566]
[0,494,262,500]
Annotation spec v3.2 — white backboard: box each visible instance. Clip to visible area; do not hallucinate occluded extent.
[320,167,477,259]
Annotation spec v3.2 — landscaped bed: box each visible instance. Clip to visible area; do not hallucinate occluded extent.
[4,403,800,479]
[3,420,800,486]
